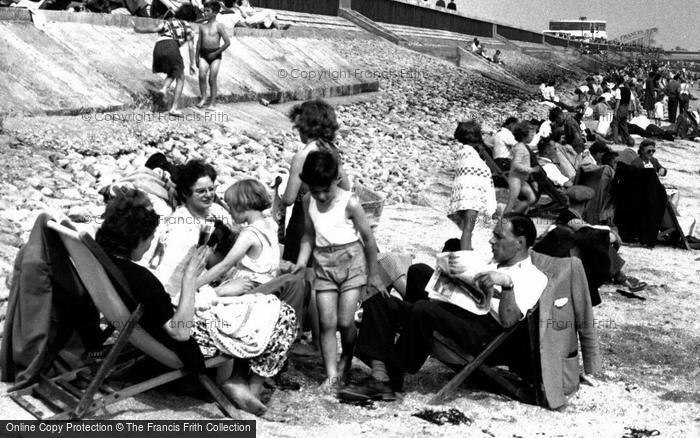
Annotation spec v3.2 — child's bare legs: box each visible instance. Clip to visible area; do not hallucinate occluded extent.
[309,289,320,350]
[208,58,221,107]
[504,177,523,214]
[516,182,537,213]
[197,58,210,107]
[337,287,360,382]
[458,209,478,250]
[170,72,186,114]
[159,76,174,95]
[315,290,339,387]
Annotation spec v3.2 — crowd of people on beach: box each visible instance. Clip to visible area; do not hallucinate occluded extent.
[2,0,699,419]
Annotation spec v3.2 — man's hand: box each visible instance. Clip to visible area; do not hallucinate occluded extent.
[474,271,513,298]
[219,277,256,295]
[291,263,305,275]
[447,252,467,276]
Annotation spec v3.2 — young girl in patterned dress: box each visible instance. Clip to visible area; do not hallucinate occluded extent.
[447,121,497,250]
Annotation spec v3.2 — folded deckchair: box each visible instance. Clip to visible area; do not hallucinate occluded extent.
[9,220,239,419]
[429,304,542,406]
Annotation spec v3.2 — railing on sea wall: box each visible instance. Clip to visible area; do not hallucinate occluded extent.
[350,0,493,37]
[255,0,340,16]
[495,24,542,44]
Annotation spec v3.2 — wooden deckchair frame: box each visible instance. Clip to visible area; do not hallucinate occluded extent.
[429,304,543,406]
[9,220,239,419]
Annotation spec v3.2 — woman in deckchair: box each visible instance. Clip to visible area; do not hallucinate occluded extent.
[96,190,296,416]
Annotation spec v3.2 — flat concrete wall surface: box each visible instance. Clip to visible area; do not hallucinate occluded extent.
[0,20,375,114]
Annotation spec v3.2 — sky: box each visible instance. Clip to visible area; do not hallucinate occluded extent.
[455,0,700,50]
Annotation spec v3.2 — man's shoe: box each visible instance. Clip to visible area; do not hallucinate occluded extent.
[338,378,397,402]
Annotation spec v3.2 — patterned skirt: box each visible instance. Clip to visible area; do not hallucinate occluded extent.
[193,302,297,378]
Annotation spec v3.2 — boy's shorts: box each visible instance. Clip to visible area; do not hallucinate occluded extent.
[312,241,367,293]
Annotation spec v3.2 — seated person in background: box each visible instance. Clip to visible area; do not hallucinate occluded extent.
[588,140,612,167]
[537,137,573,188]
[504,122,538,214]
[237,0,289,29]
[492,116,518,171]
[540,80,558,102]
[631,140,667,176]
[491,49,503,65]
[435,0,446,7]
[471,38,484,56]
[554,186,647,292]
[601,151,620,169]
[218,0,245,28]
[446,0,456,10]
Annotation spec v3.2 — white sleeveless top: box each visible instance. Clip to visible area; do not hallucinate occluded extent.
[308,189,359,247]
[234,218,280,284]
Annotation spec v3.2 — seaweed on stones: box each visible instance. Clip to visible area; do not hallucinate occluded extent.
[412,408,473,426]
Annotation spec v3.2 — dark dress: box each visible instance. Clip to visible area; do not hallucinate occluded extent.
[110,256,205,372]
[643,77,655,112]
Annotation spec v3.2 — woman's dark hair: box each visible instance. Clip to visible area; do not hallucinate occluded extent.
[589,140,610,156]
[145,152,173,175]
[503,213,536,247]
[453,120,483,145]
[172,160,217,202]
[299,150,339,187]
[204,1,221,12]
[174,3,198,21]
[550,128,563,143]
[548,107,563,123]
[536,136,553,155]
[96,190,159,258]
[601,151,619,167]
[502,116,519,128]
[288,99,339,144]
[511,121,532,142]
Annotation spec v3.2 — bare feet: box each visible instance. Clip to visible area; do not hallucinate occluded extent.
[318,376,341,393]
[196,98,207,108]
[168,108,183,117]
[222,381,267,416]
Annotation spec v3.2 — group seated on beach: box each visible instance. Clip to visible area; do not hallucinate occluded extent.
[1,99,615,418]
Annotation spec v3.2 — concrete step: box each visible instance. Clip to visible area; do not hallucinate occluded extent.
[338,8,408,45]
[379,22,502,46]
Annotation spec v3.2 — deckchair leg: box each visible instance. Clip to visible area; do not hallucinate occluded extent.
[429,325,519,405]
[71,304,144,419]
[197,374,241,418]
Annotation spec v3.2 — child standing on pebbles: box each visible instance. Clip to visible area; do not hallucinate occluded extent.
[134,4,197,116]
[196,1,230,108]
[293,150,383,390]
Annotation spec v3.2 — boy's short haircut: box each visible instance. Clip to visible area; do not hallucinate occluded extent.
[503,116,519,127]
[204,1,221,12]
[511,121,532,142]
[225,179,271,212]
[299,150,339,188]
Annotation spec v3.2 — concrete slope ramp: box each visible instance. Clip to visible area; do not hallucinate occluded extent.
[0,11,377,115]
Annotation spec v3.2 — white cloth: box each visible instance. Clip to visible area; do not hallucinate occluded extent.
[201,294,282,358]
[630,115,651,130]
[538,120,553,138]
[154,204,231,298]
[308,188,359,247]
[538,157,570,187]
[492,127,517,159]
[488,256,547,324]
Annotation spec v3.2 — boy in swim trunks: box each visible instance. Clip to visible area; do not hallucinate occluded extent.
[197,1,230,108]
